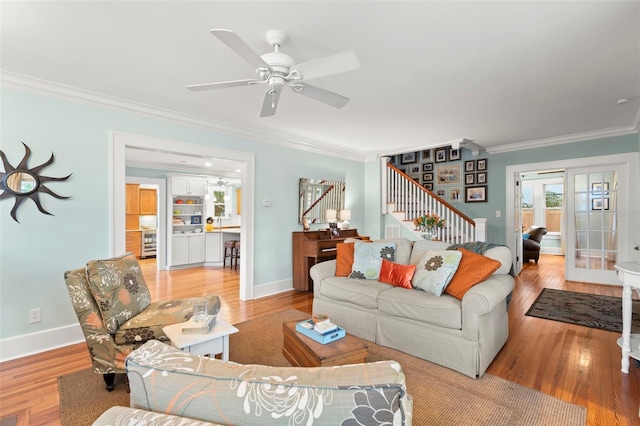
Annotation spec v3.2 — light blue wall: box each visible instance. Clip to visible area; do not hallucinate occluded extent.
[368,133,640,244]
[0,88,364,340]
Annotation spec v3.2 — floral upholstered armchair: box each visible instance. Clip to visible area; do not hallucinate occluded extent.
[64,253,220,391]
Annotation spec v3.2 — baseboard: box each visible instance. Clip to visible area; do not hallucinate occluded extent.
[0,324,84,363]
[253,278,295,299]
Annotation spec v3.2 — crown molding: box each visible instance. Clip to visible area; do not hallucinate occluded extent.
[0,71,366,162]
[485,125,639,154]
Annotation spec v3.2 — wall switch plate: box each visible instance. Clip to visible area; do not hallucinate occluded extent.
[29,308,41,323]
[263,200,272,207]
[496,210,501,217]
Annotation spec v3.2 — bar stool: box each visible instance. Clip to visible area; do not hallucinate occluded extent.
[223,240,238,268]
[233,241,241,270]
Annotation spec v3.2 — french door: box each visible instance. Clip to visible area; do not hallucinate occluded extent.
[566,164,627,284]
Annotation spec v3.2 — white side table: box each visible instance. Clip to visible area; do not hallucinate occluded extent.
[614,262,640,374]
[163,317,239,361]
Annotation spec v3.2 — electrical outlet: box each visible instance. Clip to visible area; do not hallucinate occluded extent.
[29,308,41,323]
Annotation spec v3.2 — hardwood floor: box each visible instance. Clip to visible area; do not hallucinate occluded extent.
[1,255,638,425]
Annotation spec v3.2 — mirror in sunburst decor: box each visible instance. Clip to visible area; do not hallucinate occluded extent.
[0,142,72,223]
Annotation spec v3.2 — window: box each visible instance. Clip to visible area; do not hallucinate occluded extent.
[213,190,226,217]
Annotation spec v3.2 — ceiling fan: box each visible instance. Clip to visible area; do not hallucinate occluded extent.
[214,177,230,186]
[186,29,360,117]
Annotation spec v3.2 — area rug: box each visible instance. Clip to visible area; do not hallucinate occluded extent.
[526,288,640,333]
[59,309,587,425]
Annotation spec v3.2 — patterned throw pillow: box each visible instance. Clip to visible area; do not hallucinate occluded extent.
[445,248,501,300]
[86,253,152,333]
[412,250,462,296]
[350,242,397,280]
[379,259,416,289]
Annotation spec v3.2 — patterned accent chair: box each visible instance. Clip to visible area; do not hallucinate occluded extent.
[64,253,220,391]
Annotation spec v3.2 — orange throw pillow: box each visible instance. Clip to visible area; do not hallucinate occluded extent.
[379,259,416,289]
[335,243,355,276]
[445,248,501,300]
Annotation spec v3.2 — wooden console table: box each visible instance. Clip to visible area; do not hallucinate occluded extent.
[292,229,368,291]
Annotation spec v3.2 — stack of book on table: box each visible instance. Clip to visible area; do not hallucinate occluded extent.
[295,319,345,344]
[181,315,216,334]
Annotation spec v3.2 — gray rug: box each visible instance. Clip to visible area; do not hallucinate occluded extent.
[59,309,587,425]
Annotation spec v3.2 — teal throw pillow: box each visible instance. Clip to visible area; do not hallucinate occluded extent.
[350,241,397,280]
[412,250,463,296]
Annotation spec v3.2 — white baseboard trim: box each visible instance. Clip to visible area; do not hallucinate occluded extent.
[0,324,85,363]
[253,279,295,299]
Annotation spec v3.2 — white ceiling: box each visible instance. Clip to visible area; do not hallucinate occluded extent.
[1,1,639,170]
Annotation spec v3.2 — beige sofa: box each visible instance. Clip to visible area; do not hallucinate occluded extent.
[310,239,514,378]
[93,340,413,425]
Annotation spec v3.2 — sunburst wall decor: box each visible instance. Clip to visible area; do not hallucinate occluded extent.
[0,142,72,223]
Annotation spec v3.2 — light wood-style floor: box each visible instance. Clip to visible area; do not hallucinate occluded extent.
[1,255,638,425]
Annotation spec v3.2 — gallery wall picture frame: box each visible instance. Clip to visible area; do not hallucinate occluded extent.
[435,148,448,163]
[449,187,462,203]
[410,165,421,175]
[422,149,432,161]
[436,189,446,197]
[591,197,609,210]
[477,172,487,184]
[401,152,417,164]
[436,163,461,184]
[423,183,433,191]
[477,158,488,171]
[448,148,461,161]
[465,160,476,172]
[422,172,434,182]
[423,162,434,172]
[465,185,488,203]
[465,173,475,185]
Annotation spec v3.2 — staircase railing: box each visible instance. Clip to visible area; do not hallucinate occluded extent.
[385,162,479,243]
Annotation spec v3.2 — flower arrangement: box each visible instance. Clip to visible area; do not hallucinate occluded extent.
[413,213,446,232]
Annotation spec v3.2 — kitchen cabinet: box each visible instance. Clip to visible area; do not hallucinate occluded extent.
[126,184,140,214]
[126,230,142,258]
[171,234,205,266]
[206,232,222,262]
[171,176,207,196]
[139,188,157,215]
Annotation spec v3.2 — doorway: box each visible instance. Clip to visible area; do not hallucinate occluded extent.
[112,132,256,301]
[506,152,638,284]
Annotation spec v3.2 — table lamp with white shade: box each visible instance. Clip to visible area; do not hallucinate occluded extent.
[339,209,351,229]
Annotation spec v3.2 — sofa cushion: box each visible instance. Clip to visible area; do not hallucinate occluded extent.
[412,250,462,296]
[445,248,501,300]
[483,246,512,275]
[86,253,152,333]
[379,259,416,289]
[409,240,451,265]
[350,241,397,280]
[93,406,220,426]
[378,287,462,330]
[126,340,412,426]
[320,277,391,309]
[374,238,413,264]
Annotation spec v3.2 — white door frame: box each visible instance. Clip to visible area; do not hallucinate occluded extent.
[112,131,255,300]
[505,152,639,281]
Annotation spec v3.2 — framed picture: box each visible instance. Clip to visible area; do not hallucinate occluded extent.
[465,185,488,203]
[465,173,475,185]
[409,165,421,176]
[448,148,461,161]
[422,149,432,161]
[591,182,609,193]
[423,183,433,191]
[465,160,476,172]
[436,189,446,197]
[436,163,461,184]
[327,223,341,239]
[591,197,609,210]
[435,148,448,163]
[477,172,487,184]
[422,162,434,172]
[449,187,462,203]
[422,172,434,182]
[401,152,417,164]
[477,158,488,171]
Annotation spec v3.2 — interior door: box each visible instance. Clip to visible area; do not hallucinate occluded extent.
[514,174,524,274]
[566,164,626,284]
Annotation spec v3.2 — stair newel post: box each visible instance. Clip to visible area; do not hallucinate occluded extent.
[474,218,487,242]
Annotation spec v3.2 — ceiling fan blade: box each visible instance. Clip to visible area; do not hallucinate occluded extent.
[294,84,349,108]
[260,89,281,117]
[186,79,260,91]
[291,50,360,81]
[210,29,271,71]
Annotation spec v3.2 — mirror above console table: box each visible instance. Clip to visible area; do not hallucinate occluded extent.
[298,178,345,225]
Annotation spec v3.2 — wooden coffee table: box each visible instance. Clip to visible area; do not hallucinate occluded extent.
[282,321,368,367]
